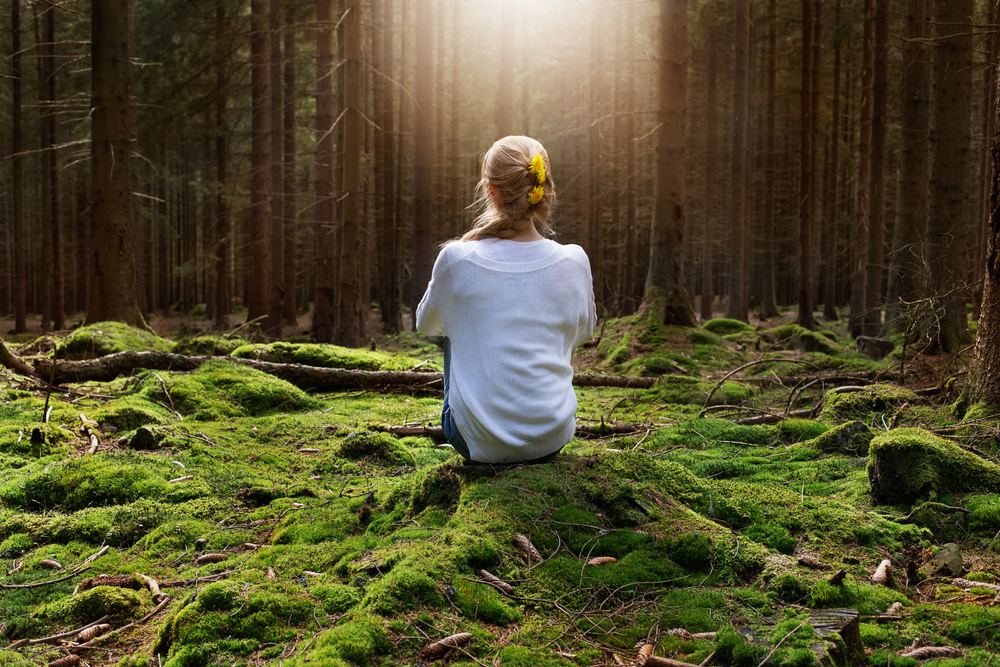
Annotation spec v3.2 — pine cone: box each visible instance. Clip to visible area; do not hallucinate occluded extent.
[418,632,473,660]
[665,628,693,639]
[514,534,542,563]
[194,552,227,565]
[637,642,654,663]
[480,569,514,595]
[797,555,828,570]
[48,657,80,667]
[76,623,111,642]
[38,559,62,570]
[586,556,618,566]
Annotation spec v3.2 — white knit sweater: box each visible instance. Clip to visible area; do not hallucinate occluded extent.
[416,239,596,463]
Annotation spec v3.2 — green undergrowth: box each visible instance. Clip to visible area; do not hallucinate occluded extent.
[2,319,999,665]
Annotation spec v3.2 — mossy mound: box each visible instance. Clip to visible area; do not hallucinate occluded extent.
[55,321,173,360]
[90,404,170,433]
[808,421,874,456]
[868,428,1000,505]
[623,353,699,377]
[329,431,417,469]
[0,453,211,512]
[818,385,920,424]
[703,318,755,336]
[641,376,754,407]
[762,324,844,356]
[171,335,247,356]
[40,585,145,624]
[143,360,317,420]
[231,341,435,371]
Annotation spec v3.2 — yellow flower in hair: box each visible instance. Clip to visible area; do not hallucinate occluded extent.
[528,153,546,185]
[528,185,545,205]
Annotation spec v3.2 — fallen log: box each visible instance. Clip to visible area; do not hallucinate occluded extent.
[30,351,656,395]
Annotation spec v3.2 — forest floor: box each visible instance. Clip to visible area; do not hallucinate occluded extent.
[0,306,998,667]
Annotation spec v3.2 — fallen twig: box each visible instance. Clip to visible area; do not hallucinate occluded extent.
[3,615,110,649]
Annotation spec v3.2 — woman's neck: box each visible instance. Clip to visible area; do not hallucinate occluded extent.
[509,223,544,242]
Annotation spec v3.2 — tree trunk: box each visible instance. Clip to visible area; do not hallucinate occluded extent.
[589,12,604,310]
[312,0,337,343]
[379,0,401,334]
[411,0,435,323]
[797,0,816,329]
[450,0,461,238]
[849,0,874,338]
[644,0,695,326]
[760,0,779,319]
[88,0,142,326]
[974,2,999,321]
[266,0,284,337]
[925,0,973,352]
[45,3,64,330]
[822,0,842,322]
[884,0,929,334]
[701,18,719,322]
[865,0,888,335]
[727,0,750,322]
[11,0,26,333]
[622,0,637,316]
[283,3,299,327]
[247,0,271,325]
[970,59,1000,406]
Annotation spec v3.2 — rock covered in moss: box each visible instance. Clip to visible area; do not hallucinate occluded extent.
[819,385,919,423]
[703,319,755,336]
[925,543,964,577]
[642,376,754,407]
[809,421,874,455]
[761,324,844,356]
[55,321,173,360]
[868,428,1000,505]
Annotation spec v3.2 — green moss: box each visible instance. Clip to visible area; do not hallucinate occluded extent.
[171,336,246,356]
[362,567,444,615]
[41,585,144,624]
[281,618,390,667]
[330,431,416,468]
[809,421,874,455]
[197,581,240,612]
[314,583,363,614]
[624,353,700,377]
[687,328,725,346]
[0,651,36,667]
[641,376,754,407]
[818,385,920,424]
[704,319,754,336]
[868,428,1000,505]
[90,404,170,433]
[143,360,316,420]
[762,324,844,356]
[56,321,173,360]
[232,341,434,371]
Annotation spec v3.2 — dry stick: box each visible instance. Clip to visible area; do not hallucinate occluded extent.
[0,565,92,590]
[700,358,817,418]
[3,615,110,650]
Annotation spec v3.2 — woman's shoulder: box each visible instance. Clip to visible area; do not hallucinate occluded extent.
[551,242,591,264]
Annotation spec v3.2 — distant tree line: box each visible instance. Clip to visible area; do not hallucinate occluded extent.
[0,0,996,352]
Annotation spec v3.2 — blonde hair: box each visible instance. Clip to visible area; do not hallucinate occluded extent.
[461,136,556,241]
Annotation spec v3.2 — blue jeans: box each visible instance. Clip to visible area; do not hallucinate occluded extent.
[441,337,472,459]
[441,337,563,465]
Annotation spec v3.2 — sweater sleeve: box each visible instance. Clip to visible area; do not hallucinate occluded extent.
[571,246,598,349]
[415,245,453,336]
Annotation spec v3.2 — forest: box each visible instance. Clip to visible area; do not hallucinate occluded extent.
[4,0,1000,666]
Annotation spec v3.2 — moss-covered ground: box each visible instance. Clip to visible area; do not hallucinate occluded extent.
[0,311,999,665]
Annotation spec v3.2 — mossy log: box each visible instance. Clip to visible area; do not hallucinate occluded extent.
[30,351,655,394]
[868,428,1000,505]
